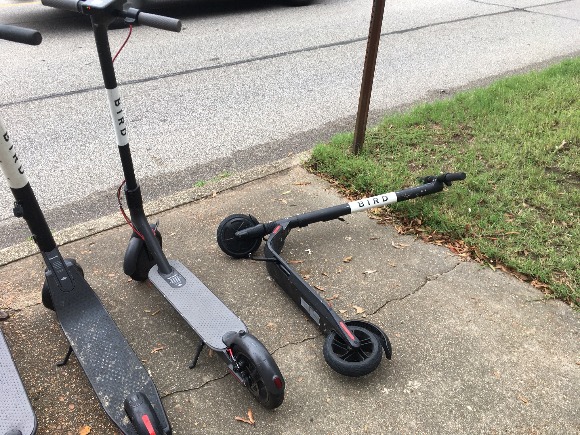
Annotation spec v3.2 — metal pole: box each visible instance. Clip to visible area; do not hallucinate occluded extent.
[351,0,386,155]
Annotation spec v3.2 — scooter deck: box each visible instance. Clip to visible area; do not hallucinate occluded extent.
[149,259,246,350]
[0,331,36,435]
[46,259,169,435]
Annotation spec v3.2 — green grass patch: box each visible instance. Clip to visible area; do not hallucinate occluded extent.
[308,58,579,306]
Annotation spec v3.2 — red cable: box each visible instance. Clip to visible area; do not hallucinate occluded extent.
[112,24,133,63]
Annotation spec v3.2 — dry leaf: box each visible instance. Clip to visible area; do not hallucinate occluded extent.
[151,345,166,354]
[288,260,304,264]
[281,190,291,195]
[363,270,377,275]
[391,241,409,249]
[325,294,339,301]
[150,309,161,316]
[79,425,92,435]
[235,408,256,425]
[353,305,366,314]
[314,285,326,292]
[69,404,75,411]
[343,256,353,263]
[321,271,328,276]
[517,394,529,404]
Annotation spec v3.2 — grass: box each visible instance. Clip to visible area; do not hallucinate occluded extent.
[307,58,579,306]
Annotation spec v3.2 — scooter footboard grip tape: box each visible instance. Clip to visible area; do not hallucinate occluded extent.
[0,25,42,45]
[137,12,182,32]
[41,0,79,12]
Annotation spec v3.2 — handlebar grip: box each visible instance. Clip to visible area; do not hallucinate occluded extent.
[0,25,42,45]
[444,172,466,182]
[137,12,182,32]
[41,0,79,12]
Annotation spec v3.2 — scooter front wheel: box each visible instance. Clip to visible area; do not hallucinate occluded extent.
[41,259,84,311]
[323,325,382,377]
[123,226,163,282]
[217,214,262,258]
[231,344,285,409]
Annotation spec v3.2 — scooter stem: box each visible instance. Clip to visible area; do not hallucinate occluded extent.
[91,20,172,275]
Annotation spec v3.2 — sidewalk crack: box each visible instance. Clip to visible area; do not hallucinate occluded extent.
[370,261,461,315]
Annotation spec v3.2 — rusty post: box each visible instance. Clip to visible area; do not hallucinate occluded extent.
[351,0,386,155]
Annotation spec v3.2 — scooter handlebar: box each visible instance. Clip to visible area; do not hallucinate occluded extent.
[41,0,79,12]
[0,24,42,45]
[442,172,466,183]
[136,11,181,32]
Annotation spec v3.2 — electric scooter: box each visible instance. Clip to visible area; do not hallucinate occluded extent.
[1,22,172,435]
[217,172,466,376]
[41,0,285,409]
[0,24,40,435]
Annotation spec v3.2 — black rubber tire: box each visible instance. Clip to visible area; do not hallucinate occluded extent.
[323,325,382,377]
[128,228,162,282]
[232,345,284,410]
[216,214,262,258]
[41,259,84,311]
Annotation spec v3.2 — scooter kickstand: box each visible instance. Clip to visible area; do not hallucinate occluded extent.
[56,345,74,367]
[189,341,205,369]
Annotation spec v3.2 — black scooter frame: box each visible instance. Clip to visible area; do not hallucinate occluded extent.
[2,21,171,435]
[41,0,285,409]
[218,172,466,376]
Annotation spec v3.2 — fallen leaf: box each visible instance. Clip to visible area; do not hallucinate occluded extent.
[353,305,366,314]
[235,409,256,425]
[391,241,409,249]
[281,190,291,195]
[69,404,75,411]
[339,310,347,314]
[293,182,311,186]
[517,394,529,404]
[79,425,91,435]
[150,309,161,316]
[321,271,328,276]
[325,294,339,301]
[314,285,326,292]
[288,260,304,264]
[363,270,377,275]
[343,256,353,263]
[151,345,166,354]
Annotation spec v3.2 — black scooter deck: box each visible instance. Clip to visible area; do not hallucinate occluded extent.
[0,331,36,435]
[149,260,246,351]
[45,255,169,435]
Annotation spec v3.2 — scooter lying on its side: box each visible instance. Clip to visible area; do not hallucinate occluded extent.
[217,172,466,377]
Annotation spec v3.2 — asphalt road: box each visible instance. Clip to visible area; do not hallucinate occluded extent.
[1,0,579,250]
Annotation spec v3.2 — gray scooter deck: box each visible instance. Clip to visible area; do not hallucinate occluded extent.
[149,259,246,350]
[0,330,36,435]
[45,254,169,435]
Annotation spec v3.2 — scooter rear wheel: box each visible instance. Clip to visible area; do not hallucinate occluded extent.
[41,259,84,311]
[322,325,382,377]
[231,344,285,409]
[216,214,262,258]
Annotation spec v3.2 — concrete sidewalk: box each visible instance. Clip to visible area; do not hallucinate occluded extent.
[1,162,578,434]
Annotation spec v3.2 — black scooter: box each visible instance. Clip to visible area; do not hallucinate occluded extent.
[1,21,172,435]
[218,172,466,376]
[41,0,285,409]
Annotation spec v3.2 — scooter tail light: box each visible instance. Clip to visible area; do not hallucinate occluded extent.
[141,414,156,435]
[273,225,282,234]
[273,375,284,390]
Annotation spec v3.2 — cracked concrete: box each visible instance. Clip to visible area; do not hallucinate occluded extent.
[1,165,578,434]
